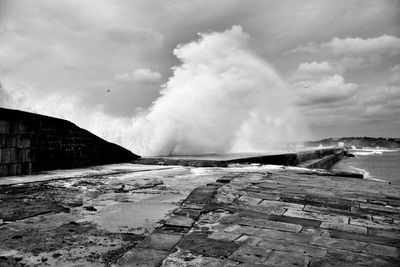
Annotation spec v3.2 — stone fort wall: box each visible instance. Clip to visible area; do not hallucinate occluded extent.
[0,108,139,177]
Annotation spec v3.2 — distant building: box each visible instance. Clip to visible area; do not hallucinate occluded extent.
[338,142,344,147]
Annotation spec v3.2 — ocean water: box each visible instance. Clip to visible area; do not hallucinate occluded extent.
[332,150,400,184]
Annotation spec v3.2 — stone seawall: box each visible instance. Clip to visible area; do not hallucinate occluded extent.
[134,148,346,169]
[0,108,139,177]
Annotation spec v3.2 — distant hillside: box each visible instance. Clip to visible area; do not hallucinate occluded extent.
[305,137,400,148]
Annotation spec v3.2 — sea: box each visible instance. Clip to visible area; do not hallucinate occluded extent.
[332,149,400,184]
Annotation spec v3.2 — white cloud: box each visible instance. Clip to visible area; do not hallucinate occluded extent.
[115,68,162,83]
[291,61,342,81]
[290,35,400,56]
[323,35,400,56]
[291,75,358,106]
[297,61,336,74]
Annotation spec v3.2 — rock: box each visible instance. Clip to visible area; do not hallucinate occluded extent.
[84,206,97,212]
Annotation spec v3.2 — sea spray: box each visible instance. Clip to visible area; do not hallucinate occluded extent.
[129,26,308,155]
[0,26,309,156]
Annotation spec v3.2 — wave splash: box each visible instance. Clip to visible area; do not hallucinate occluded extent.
[0,26,308,156]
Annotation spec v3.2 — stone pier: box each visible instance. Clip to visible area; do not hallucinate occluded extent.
[0,164,399,266]
[118,166,400,266]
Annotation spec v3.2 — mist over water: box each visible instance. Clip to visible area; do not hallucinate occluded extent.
[0,26,309,156]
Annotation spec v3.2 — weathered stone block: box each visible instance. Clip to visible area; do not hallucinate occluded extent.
[178,232,240,258]
[9,148,17,163]
[0,148,11,163]
[310,249,394,267]
[330,229,400,248]
[9,164,21,175]
[320,221,367,234]
[311,236,368,253]
[350,217,398,231]
[16,136,31,148]
[0,121,10,134]
[366,243,399,258]
[208,230,242,242]
[5,136,16,147]
[266,251,310,266]
[285,209,349,224]
[236,196,262,206]
[228,245,272,264]
[0,164,9,176]
[267,214,321,227]
[257,238,326,257]
[164,215,195,228]
[360,202,400,214]
[259,199,304,210]
[237,217,302,233]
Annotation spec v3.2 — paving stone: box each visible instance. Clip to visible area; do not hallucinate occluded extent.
[164,215,195,228]
[330,229,400,248]
[309,249,395,267]
[285,209,349,224]
[320,221,367,234]
[368,228,400,240]
[259,199,304,210]
[311,236,369,253]
[303,205,355,217]
[350,217,398,231]
[136,232,183,251]
[219,213,240,224]
[237,217,302,233]
[255,227,317,245]
[256,238,327,257]
[236,195,262,206]
[228,245,272,264]
[360,202,400,214]
[208,230,242,242]
[184,188,216,204]
[266,250,310,267]
[178,232,240,258]
[147,167,400,266]
[232,204,286,216]
[267,214,321,227]
[116,248,169,267]
[223,224,315,245]
[242,190,281,201]
[366,243,399,258]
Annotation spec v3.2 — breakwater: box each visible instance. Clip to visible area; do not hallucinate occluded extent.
[0,108,139,177]
[134,148,347,169]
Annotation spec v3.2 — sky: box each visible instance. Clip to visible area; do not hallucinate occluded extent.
[1,0,400,151]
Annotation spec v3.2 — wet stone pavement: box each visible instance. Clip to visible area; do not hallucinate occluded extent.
[0,164,399,266]
[118,166,400,266]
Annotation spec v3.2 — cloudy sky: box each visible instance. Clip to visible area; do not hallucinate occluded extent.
[1,0,400,145]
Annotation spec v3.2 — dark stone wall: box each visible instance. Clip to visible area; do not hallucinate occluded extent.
[0,108,139,177]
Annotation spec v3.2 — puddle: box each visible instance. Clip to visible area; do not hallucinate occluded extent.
[82,201,177,234]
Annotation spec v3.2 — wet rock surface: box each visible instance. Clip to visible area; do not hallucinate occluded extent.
[0,163,399,266]
[137,165,399,266]
[0,163,220,266]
